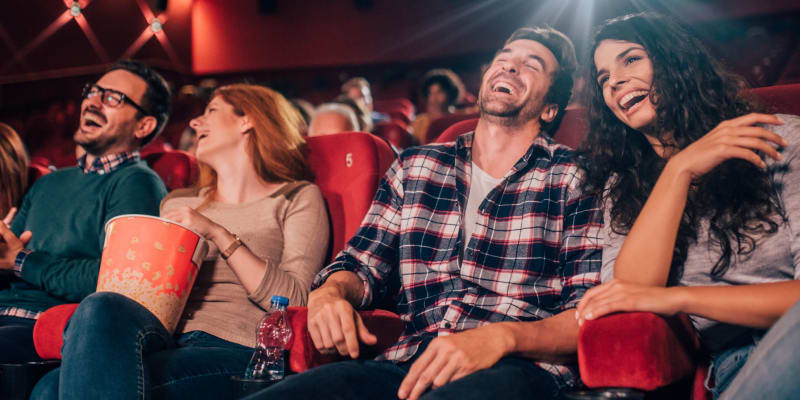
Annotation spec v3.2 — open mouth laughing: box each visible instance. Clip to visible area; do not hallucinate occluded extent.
[617,90,649,114]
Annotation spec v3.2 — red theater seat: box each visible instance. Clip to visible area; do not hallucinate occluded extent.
[424,112,479,144]
[434,118,478,144]
[747,83,800,116]
[373,121,414,150]
[374,98,415,122]
[306,131,395,261]
[143,150,199,191]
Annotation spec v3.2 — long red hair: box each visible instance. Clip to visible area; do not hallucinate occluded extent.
[195,84,312,198]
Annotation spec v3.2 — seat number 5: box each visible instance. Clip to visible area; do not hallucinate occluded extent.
[345,153,353,168]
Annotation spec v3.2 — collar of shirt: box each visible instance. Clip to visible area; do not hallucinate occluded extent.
[455,131,554,179]
[78,151,141,175]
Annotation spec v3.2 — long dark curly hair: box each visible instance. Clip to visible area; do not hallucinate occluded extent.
[578,13,785,282]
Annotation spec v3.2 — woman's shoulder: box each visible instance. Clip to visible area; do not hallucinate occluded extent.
[770,114,800,140]
[159,187,205,210]
[271,180,325,204]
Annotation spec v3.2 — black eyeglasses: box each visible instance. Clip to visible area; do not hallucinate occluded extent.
[82,83,150,115]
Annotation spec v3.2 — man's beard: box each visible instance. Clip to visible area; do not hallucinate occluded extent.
[478,91,540,126]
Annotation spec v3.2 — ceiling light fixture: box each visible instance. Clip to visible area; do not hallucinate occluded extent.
[150,17,163,33]
[69,1,82,16]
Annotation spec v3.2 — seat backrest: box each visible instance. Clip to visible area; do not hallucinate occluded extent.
[747,84,800,116]
[306,132,396,262]
[373,121,414,150]
[433,108,590,149]
[424,112,479,144]
[434,118,478,144]
[143,150,199,191]
[374,98,415,121]
[551,107,589,149]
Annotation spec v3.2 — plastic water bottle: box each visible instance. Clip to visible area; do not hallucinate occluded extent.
[244,295,293,381]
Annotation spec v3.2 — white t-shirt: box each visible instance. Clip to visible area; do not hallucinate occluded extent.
[463,161,503,258]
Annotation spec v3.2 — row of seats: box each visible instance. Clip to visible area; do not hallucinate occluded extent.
[27,83,800,399]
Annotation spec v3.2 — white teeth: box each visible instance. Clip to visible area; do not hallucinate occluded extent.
[618,90,649,109]
[84,114,103,125]
[493,82,514,94]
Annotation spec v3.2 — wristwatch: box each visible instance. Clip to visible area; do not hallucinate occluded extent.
[220,234,243,260]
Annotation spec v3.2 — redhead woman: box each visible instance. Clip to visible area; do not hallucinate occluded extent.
[32,84,330,399]
[576,13,800,400]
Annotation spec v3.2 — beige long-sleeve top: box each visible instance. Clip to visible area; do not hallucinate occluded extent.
[160,181,330,347]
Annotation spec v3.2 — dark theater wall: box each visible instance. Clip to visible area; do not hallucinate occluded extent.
[190,0,536,74]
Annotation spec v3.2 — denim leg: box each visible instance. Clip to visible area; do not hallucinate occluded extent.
[0,315,41,363]
[30,368,60,400]
[148,331,253,400]
[420,357,561,400]
[57,292,174,400]
[720,299,800,400]
[242,359,408,400]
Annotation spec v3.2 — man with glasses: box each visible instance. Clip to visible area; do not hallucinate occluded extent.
[0,60,169,363]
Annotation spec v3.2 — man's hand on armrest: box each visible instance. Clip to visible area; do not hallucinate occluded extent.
[307,271,378,359]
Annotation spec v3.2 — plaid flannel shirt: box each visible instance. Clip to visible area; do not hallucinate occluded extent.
[78,150,141,174]
[313,132,602,387]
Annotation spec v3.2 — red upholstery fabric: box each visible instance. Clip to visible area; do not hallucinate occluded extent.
[374,98,415,121]
[578,312,705,395]
[424,112,479,144]
[306,132,395,262]
[387,111,411,129]
[32,303,79,359]
[552,108,588,149]
[143,150,199,191]
[286,307,404,373]
[140,138,173,157]
[747,84,800,116]
[374,121,414,150]
[434,118,478,144]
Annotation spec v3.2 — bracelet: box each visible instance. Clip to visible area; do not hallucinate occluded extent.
[220,234,243,260]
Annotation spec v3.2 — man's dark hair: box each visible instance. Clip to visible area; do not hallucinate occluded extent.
[504,26,577,134]
[106,60,172,146]
[419,69,464,107]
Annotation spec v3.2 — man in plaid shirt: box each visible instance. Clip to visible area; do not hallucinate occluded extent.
[254,26,601,400]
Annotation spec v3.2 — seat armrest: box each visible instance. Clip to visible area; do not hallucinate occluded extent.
[286,306,404,373]
[33,303,80,360]
[33,304,406,369]
[578,312,701,391]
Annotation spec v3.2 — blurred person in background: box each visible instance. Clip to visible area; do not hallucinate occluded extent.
[411,69,466,144]
[308,103,360,137]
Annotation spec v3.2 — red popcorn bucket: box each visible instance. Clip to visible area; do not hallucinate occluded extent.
[97,214,209,333]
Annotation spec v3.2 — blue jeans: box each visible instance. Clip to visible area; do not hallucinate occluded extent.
[30,292,254,400]
[242,356,562,400]
[717,298,800,400]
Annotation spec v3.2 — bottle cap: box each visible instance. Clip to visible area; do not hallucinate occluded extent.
[270,295,289,307]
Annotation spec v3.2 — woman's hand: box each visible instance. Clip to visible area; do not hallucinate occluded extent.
[575,279,686,326]
[162,206,222,240]
[667,113,786,181]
